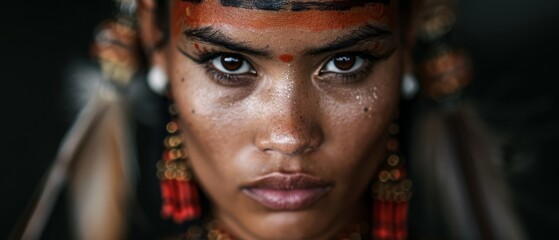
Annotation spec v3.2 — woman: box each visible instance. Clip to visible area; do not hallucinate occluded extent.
[141,0,411,239]
[14,0,525,239]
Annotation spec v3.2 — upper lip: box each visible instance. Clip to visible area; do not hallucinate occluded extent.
[242,172,332,190]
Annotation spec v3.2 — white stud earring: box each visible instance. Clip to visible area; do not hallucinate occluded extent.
[147,66,168,96]
[401,73,420,99]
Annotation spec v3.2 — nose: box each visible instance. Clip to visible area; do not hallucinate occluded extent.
[254,80,323,157]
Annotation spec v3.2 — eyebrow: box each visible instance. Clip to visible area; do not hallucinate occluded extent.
[306,24,392,55]
[183,27,270,57]
[183,24,392,57]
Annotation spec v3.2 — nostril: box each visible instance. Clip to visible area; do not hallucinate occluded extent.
[256,129,321,157]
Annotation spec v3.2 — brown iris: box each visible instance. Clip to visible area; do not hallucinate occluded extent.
[333,55,356,71]
[221,54,243,71]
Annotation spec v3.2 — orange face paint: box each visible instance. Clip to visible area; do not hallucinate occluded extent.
[172,0,391,35]
[278,54,294,63]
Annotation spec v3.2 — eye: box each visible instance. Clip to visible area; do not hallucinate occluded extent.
[210,53,253,74]
[321,54,365,74]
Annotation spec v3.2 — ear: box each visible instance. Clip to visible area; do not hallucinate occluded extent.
[136,0,167,69]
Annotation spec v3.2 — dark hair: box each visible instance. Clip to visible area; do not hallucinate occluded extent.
[154,0,170,47]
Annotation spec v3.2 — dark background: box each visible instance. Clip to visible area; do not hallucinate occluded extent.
[0,0,114,238]
[1,0,558,239]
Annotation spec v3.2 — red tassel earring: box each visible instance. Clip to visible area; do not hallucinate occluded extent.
[157,104,201,224]
[372,122,412,240]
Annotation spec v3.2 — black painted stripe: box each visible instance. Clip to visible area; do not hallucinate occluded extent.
[181,0,391,11]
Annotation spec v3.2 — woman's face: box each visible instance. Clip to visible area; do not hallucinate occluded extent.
[156,0,402,239]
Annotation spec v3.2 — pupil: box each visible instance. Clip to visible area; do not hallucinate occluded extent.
[334,55,355,71]
[221,54,243,71]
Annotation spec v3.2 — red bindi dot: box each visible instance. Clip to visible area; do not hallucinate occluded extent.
[278,54,294,63]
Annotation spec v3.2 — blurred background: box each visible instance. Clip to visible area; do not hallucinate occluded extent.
[1,0,558,239]
[0,1,114,238]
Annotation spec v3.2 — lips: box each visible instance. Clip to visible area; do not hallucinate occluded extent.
[242,173,332,211]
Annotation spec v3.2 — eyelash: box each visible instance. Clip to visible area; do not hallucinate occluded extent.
[196,52,255,86]
[318,52,380,84]
[193,51,381,86]
[203,64,252,86]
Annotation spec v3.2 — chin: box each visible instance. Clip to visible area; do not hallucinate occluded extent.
[238,209,339,240]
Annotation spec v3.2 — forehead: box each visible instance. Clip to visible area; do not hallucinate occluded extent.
[212,0,390,11]
[173,0,395,33]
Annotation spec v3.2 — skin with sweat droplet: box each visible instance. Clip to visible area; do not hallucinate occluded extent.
[144,0,403,239]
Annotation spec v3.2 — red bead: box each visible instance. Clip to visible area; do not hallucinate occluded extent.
[160,181,176,218]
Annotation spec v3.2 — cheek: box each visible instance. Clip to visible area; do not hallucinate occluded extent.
[168,61,262,199]
[168,58,233,179]
[320,53,402,177]
[173,97,249,204]
[322,51,402,128]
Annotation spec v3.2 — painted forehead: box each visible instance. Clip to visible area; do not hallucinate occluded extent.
[175,0,394,33]
[182,0,391,11]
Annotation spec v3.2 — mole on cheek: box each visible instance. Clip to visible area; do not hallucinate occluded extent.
[278,54,294,63]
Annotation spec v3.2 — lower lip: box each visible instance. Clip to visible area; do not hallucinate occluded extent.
[243,188,331,211]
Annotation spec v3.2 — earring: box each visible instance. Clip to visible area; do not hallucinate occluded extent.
[401,73,420,100]
[157,104,201,224]
[147,66,168,96]
[372,121,412,240]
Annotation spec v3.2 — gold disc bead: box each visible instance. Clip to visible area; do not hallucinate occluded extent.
[168,104,178,116]
[378,170,391,182]
[401,179,413,191]
[388,123,400,135]
[164,135,182,148]
[166,121,179,134]
[387,154,400,167]
[187,226,203,239]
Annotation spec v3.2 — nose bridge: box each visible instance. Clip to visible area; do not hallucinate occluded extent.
[255,73,321,156]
